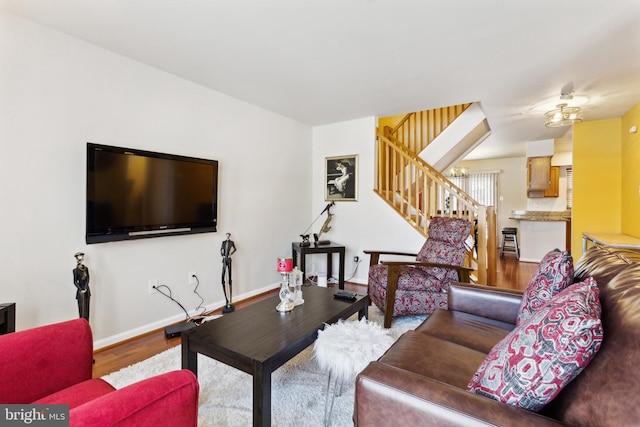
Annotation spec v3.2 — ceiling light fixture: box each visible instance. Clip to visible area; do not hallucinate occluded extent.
[544,103,583,127]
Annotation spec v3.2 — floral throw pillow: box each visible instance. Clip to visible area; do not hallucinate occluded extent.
[517,249,573,325]
[467,277,603,412]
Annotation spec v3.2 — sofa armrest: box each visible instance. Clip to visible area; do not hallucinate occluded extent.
[71,370,199,427]
[0,318,93,403]
[355,362,565,427]
[448,283,523,325]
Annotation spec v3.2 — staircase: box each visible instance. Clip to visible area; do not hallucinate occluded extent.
[376,105,497,285]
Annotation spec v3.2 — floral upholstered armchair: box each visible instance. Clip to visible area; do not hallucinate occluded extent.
[365,216,473,328]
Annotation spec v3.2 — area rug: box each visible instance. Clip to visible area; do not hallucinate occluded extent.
[103,307,426,427]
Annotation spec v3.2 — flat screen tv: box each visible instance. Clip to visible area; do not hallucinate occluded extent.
[86,143,218,244]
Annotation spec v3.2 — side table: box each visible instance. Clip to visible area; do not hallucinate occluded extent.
[292,242,345,289]
[0,303,16,335]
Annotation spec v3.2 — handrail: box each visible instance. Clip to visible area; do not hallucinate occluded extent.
[390,112,414,135]
[374,131,496,285]
[388,104,471,154]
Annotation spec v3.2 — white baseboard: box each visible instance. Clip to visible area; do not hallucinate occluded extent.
[93,282,281,350]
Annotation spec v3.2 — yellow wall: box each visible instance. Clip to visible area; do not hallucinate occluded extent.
[621,103,640,237]
[572,118,622,258]
[377,114,406,133]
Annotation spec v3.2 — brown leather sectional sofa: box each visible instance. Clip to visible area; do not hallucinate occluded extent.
[354,244,640,426]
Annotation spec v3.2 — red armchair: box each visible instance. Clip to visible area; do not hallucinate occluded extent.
[365,216,473,328]
[0,318,199,427]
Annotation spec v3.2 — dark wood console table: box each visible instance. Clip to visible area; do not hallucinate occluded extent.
[0,303,16,335]
[292,241,345,289]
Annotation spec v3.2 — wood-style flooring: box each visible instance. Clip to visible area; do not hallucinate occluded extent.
[93,253,536,378]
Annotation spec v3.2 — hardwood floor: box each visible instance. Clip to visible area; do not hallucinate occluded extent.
[495,254,538,291]
[93,253,535,378]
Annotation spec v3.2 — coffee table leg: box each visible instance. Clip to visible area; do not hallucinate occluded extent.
[253,360,272,427]
[358,297,369,320]
[181,335,198,376]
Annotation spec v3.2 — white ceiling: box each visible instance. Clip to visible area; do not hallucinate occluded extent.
[2,0,640,159]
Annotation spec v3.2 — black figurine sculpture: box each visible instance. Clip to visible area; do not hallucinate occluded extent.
[220,233,237,313]
[73,252,91,321]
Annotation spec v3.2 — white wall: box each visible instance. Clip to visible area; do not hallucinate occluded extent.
[311,118,426,284]
[0,12,312,347]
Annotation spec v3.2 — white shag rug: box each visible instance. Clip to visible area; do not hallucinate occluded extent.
[102,307,425,427]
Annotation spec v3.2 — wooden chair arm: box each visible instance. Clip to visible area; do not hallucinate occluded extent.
[363,250,417,266]
[382,261,473,282]
[379,261,472,327]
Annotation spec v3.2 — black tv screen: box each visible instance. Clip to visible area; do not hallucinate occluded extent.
[86,143,218,244]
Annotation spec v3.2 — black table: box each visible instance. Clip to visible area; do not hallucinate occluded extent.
[292,241,345,289]
[181,286,368,427]
[0,303,15,335]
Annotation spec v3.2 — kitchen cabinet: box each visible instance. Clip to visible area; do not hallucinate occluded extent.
[527,156,558,198]
[543,166,560,197]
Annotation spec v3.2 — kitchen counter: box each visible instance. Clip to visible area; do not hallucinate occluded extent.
[509,210,571,222]
[509,211,571,262]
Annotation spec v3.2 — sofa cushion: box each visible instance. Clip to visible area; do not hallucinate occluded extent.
[0,318,94,404]
[369,263,443,292]
[421,215,472,246]
[416,216,470,282]
[379,331,487,390]
[517,249,573,325]
[368,275,449,317]
[415,309,512,354]
[467,278,603,412]
[32,378,115,409]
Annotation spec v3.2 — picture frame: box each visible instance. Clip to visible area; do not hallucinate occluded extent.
[325,155,358,201]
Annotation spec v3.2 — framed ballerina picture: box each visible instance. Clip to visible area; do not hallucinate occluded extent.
[325,155,358,201]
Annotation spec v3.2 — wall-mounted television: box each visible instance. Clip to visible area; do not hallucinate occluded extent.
[86,143,218,244]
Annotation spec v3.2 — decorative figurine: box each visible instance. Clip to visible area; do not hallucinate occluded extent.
[220,233,237,313]
[290,265,304,306]
[300,234,311,247]
[314,205,334,245]
[301,202,335,246]
[276,257,294,312]
[73,252,91,321]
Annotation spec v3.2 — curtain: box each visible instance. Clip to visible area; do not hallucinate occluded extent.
[566,167,573,210]
[449,170,500,212]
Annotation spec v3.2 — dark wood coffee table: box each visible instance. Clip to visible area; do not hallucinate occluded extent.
[181,286,369,427]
